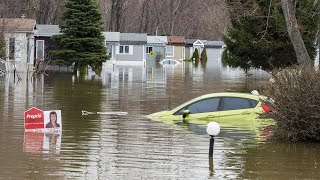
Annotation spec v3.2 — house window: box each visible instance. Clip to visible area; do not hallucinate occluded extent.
[36,40,45,60]
[119,45,130,54]
[166,46,174,57]
[9,38,15,60]
[146,46,153,54]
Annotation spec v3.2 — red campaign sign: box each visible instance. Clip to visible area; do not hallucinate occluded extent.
[24,107,44,130]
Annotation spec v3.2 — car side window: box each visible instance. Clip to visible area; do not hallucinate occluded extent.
[174,98,220,115]
[222,97,252,111]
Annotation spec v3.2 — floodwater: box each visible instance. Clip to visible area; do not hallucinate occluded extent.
[0,49,319,179]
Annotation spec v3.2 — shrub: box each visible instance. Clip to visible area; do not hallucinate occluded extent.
[200,48,208,62]
[262,65,320,142]
[191,48,199,62]
[155,52,162,62]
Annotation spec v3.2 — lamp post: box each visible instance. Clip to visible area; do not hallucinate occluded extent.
[206,122,220,157]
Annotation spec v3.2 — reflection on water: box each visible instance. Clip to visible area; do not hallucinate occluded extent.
[0,49,319,179]
[24,132,61,155]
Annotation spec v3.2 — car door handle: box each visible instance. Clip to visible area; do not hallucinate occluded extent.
[241,111,251,115]
[207,115,216,118]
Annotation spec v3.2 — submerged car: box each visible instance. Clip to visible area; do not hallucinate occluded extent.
[159,59,181,65]
[147,92,273,125]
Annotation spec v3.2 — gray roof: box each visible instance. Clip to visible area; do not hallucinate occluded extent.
[203,40,225,48]
[186,39,198,45]
[35,25,61,36]
[103,31,120,42]
[120,33,147,45]
[186,39,205,47]
[147,36,166,46]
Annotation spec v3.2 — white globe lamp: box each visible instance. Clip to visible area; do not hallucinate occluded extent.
[206,122,220,136]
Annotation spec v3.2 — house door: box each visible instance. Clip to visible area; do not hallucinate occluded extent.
[36,40,45,61]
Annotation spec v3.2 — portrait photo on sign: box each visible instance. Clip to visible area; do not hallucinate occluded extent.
[44,110,62,129]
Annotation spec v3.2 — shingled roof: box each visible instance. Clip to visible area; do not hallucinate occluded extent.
[167,36,185,46]
[0,18,36,32]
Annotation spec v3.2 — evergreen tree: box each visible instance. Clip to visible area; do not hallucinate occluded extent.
[201,48,208,63]
[50,0,109,74]
[223,0,318,72]
[191,48,200,61]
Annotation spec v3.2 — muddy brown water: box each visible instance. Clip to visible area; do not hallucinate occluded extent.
[1,50,319,179]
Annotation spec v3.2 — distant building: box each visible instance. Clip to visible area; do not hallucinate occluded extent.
[0,18,37,72]
[34,24,61,63]
[103,31,120,64]
[146,36,166,64]
[185,39,226,59]
[166,36,186,61]
[115,33,147,66]
[185,39,205,59]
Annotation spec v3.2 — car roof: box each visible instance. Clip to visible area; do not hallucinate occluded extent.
[203,92,262,98]
[170,92,264,112]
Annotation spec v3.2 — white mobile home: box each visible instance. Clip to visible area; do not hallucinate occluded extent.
[115,33,147,66]
[1,18,37,72]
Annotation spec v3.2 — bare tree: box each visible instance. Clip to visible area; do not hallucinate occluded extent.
[200,0,230,40]
[35,0,63,24]
[2,0,231,40]
[109,0,125,31]
[314,0,319,64]
[148,0,192,36]
[138,0,150,33]
[0,0,27,18]
[281,0,311,65]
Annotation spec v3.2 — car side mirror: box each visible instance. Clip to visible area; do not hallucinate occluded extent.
[182,110,190,119]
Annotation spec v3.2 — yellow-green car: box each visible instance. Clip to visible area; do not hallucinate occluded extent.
[147,92,274,131]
